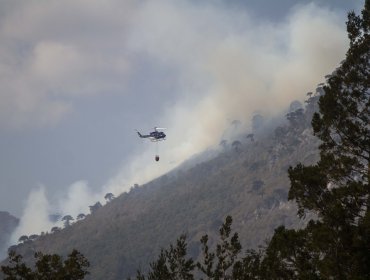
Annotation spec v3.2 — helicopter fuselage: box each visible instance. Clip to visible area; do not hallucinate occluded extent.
[137,130,166,141]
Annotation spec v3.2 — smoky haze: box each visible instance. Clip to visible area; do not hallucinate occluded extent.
[0,0,359,256]
[106,1,348,192]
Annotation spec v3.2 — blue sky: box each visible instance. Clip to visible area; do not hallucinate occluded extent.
[0,0,362,231]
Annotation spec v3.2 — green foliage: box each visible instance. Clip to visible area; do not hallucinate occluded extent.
[197,216,242,279]
[133,216,246,280]
[290,0,369,224]
[261,225,320,279]
[135,234,194,280]
[311,1,369,187]
[1,249,89,280]
[1,251,33,279]
[231,249,262,280]
[63,250,90,279]
[269,2,370,279]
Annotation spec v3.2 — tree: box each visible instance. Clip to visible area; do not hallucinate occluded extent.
[28,234,39,241]
[267,2,370,278]
[310,7,370,188]
[164,235,195,280]
[18,235,28,244]
[77,213,86,220]
[289,0,370,225]
[133,216,242,280]
[135,235,195,280]
[197,216,242,279]
[1,251,33,279]
[63,250,90,279]
[231,249,262,280]
[260,225,320,280]
[89,202,102,214]
[62,215,74,228]
[104,192,115,202]
[51,226,61,234]
[1,249,89,280]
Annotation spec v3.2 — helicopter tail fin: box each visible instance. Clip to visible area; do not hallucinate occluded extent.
[136,130,143,138]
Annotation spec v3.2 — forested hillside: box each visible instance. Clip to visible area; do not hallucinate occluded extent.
[3,89,324,279]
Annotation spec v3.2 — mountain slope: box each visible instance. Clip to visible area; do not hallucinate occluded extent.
[6,96,321,279]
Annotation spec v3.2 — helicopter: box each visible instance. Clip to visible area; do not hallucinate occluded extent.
[136,127,166,161]
[136,127,166,142]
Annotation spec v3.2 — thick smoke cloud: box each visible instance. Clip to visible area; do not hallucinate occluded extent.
[105,1,348,190]
[4,0,349,249]
[10,186,53,243]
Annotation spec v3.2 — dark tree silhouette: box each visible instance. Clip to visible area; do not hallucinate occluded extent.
[51,226,61,234]
[62,215,74,228]
[134,235,195,280]
[28,234,39,241]
[18,235,28,243]
[197,216,242,279]
[104,192,115,202]
[89,202,102,214]
[267,2,370,278]
[77,213,86,220]
[1,249,89,279]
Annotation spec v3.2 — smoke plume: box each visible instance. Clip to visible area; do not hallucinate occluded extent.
[6,0,349,251]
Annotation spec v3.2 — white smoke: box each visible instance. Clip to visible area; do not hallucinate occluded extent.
[10,186,53,244]
[6,0,349,251]
[56,181,101,218]
[103,1,348,191]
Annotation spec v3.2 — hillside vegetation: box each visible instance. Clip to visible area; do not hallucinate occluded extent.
[5,91,322,279]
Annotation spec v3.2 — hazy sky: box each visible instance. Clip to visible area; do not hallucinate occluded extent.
[0,0,362,237]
